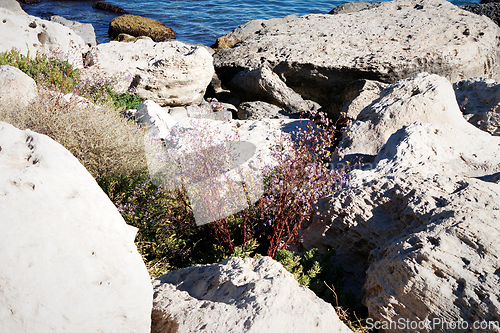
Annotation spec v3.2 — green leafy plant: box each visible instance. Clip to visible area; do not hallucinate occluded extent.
[275,249,322,287]
[0,48,80,93]
[275,248,366,330]
[111,90,143,110]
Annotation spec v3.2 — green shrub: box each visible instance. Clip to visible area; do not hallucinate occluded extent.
[275,249,322,287]
[99,171,229,276]
[0,49,80,93]
[111,90,143,110]
[275,249,367,331]
[0,49,143,110]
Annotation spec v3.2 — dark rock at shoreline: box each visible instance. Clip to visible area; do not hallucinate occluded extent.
[109,14,175,42]
[328,2,381,14]
[16,0,42,4]
[461,3,500,27]
[92,1,126,14]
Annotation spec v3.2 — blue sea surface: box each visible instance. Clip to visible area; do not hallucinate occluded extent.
[22,0,477,46]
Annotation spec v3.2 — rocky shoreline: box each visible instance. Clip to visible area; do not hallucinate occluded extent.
[2,0,500,331]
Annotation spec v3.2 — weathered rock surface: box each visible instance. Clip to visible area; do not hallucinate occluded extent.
[0,65,37,107]
[237,101,298,120]
[328,2,381,15]
[135,100,178,138]
[152,256,353,333]
[338,73,471,158]
[214,0,500,113]
[93,1,126,14]
[301,73,500,331]
[0,122,152,332]
[0,0,27,15]
[461,3,500,28]
[339,79,389,120]
[228,65,318,114]
[109,14,175,42]
[211,14,298,50]
[0,8,86,67]
[50,15,96,49]
[454,77,500,136]
[84,39,214,106]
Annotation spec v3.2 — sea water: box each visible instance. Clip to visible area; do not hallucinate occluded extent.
[22,0,477,46]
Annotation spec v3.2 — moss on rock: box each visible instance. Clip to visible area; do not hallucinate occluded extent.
[109,15,176,42]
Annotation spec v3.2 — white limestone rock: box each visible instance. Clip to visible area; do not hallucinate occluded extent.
[0,65,37,107]
[215,0,500,108]
[0,8,86,68]
[300,73,500,330]
[0,122,152,332]
[0,0,27,15]
[50,15,96,50]
[454,77,500,136]
[151,256,354,333]
[339,79,389,120]
[84,39,215,106]
[338,72,473,158]
[136,100,178,138]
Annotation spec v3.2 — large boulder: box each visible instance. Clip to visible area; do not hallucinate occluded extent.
[454,77,500,136]
[0,122,152,332]
[152,256,353,333]
[214,0,500,116]
[0,65,37,107]
[0,8,86,68]
[92,1,127,14]
[338,72,470,158]
[109,14,175,42]
[227,65,319,114]
[84,39,214,106]
[300,73,500,331]
[50,15,96,49]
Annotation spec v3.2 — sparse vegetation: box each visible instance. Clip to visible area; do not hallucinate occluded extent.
[0,48,80,93]
[0,49,146,179]
[0,47,366,329]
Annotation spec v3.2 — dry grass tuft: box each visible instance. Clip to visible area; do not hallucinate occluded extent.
[0,84,147,179]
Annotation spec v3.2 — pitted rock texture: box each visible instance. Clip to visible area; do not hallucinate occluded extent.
[454,77,500,136]
[339,79,389,120]
[152,256,354,333]
[214,0,500,109]
[0,8,86,67]
[301,73,500,332]
[461,3,500,28]
[84,39,214,106]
